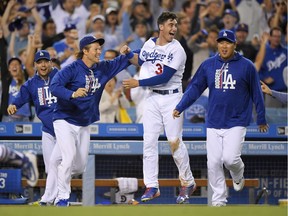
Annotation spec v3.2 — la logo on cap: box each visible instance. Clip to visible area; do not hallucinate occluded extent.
[223,31,227,37]
[40,51,44,56]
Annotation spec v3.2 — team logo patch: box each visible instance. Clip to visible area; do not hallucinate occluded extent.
[215,63,236,90]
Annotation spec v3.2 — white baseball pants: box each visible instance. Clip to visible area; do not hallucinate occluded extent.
[143,92,194,188]
[207,126,246,205]
[53,119,90,200]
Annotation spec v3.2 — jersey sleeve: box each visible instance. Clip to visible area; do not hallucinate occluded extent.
[50,66,75,100]
[12,81,32,108]
[248,62,267,125]
[175,63,208,113]
[162,40,186,70]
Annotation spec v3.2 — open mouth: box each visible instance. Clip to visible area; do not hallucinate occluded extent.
[39,68,47,73]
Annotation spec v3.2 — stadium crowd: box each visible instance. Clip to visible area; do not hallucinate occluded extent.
[0,0,287,123]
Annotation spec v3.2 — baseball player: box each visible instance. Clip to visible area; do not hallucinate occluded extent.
[173,30,269,206]
[0,145,38,187]
[122,12,196,204]
[7,50,58,205]
[260,80,288,104]
[50,35,134,207]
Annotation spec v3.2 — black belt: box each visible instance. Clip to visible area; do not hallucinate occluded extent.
[152,88,179,95]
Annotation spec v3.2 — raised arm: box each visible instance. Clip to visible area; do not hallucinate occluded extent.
[25,32,43,77]
[1,0,18,39]
[254,33,269,71]
[119,44,139,66]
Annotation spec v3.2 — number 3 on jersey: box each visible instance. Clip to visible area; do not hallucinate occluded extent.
[155,63,163,75]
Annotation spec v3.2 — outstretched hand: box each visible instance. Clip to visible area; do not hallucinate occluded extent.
[120,45,131,55]
[172,109,180,119]
[7,105,17,115]
[258,124,269,133]
[122,78,139,89]
[260,81,272,96]
[72,88,88,98]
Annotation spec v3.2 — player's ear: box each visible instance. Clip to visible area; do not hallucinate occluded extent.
[83,48,88,55]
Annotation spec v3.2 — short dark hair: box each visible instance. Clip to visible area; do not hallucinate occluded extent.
[105,49,119,57]
[182,0,192,11]
[42,18,55,30]
[157,11,177,29]
[270,26,282,36]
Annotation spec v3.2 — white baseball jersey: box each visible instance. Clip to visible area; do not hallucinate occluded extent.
[139,38,186,90]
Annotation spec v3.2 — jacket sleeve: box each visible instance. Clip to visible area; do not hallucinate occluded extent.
[249,63,267,125]
[12,82,32,108]
[50,66,75,100]
[103,55,132,79]
[175,63,208,113]
[271,90,288,104]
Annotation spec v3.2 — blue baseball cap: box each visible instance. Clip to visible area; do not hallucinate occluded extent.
[34,50,51,62]
[79,35,105,50]
[236,23,249,33]
[8,56,22,65]
[217,29,236,43]
[224,9,237,18]
[64,23,77,32]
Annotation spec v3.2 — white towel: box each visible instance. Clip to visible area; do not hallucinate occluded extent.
[116,177,138,194]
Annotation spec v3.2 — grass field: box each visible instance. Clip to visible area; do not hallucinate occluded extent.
[0,205,287,216]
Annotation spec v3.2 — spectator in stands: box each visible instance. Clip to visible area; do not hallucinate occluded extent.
[259,0,276,33]
[99,77,131,123]
[261,80,287,104]
[1,57,31,122]
[49,0,89,38]
[46,47,58,59]
[236,0,265,41]
[235,23,258,62]
[254,27,287,108]
[1,0,42,58]
[175,12,193,91]
[104,7,124,47]
[189,26,219,76]
[41,18,65,50]
[89,15,125,58]
[0,26,30,121]
[182,0,205,36]
[0,145,38,187]
[130,1,153,31]
[200,0,225,30]
[85,3,101,33]
[17,48,28,68]
[150,0,176,29]
[126,19,149,76]
[221,9,238,32]
[121,0,153,41]
[271,0,287,35]
[53,23,79,64]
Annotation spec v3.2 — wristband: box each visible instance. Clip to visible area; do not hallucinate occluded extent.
[72,92,76,98]
[126,51,134,59]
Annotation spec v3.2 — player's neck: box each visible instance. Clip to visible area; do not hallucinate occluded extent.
[156,36,169,46]
[82,57,96,68]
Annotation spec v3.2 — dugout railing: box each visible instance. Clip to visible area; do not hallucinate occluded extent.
[0,122,287,205]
